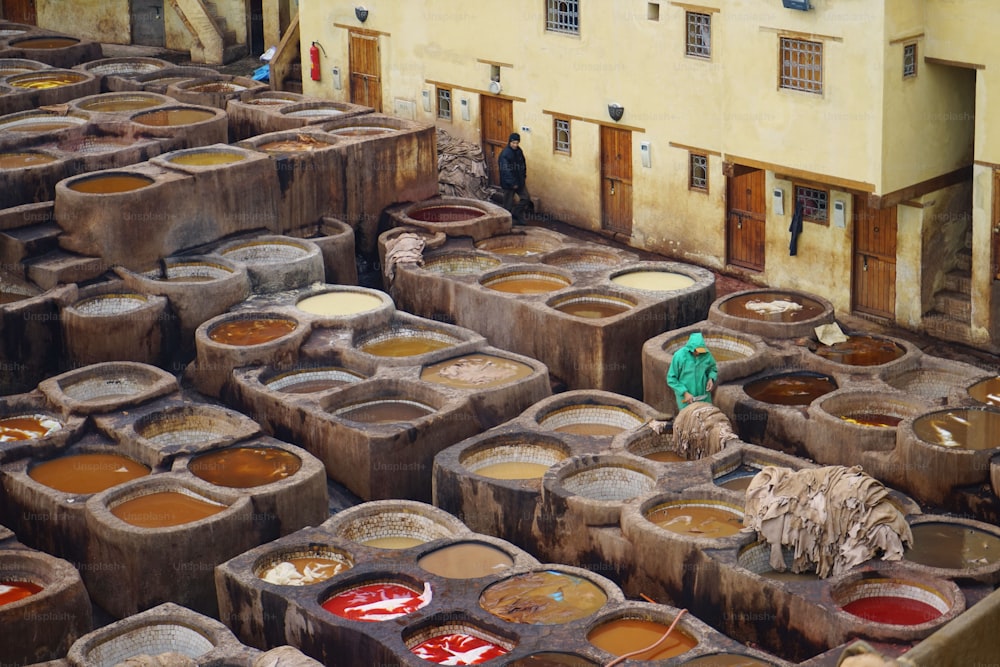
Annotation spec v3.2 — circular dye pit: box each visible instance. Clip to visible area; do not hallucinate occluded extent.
[8,70,85,89]
[0,414,61,441]
[0,152,57,168]
[10,37,79,49]
[611,270,695,292]
[418,542,514,579]
[282,106,345,118]
[421,353,535,389]
[841,594,942,625]
[70,293,149,317]
[719,292,826,322]
[744,372,837,406]
[409,205,486,223]
[737,541,819,582]
[461,441,568,480]
[265,367,364,393]
[560,463,657,502]
[713,464,761,492]
[0,116,86,132]
[0,581,43,606]
[681,654,777,666]
[361,334,455,357]
[132,108,216,126]
[322,580,430,621]
[507,654,598,667]
[968,377,1000,408]
[913,408,1000,449]
[67,174,154,194]
[145,260,234,283]
[647,500,744,539]
[29,452,149,494]
[363,535,426,549]
[257,548,353,586]
[185,81,246,93]
[333,399,435,424]
[219,239,312,265]
[588,617,697,661]
[207,317,297,346]
[77,95,163,112]
[813,335,906,366]
[480,570,607,624]
[409,629,509,664]
[482,270,571,294]
[905,522,1000,570]
[296,291,384,316]
[475,235,561,256]
[257,137,330,153]
[539,404,643,436]
[326,126,394,137]
[542,249,623,272]
[167,150,246,166]
[550,293,635,319]
[110,490,226,528]
[188,446,301,488]
[421,252,501,276]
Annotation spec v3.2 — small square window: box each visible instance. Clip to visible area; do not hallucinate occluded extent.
[648,3,660,21]
[554,118,571,154]
[546,0,579,34]
[903,43,917,78]
[686,12,711,58]
[690,153,708,191]
[780,37,823,94]
[795,185,828,223]
[437,87,451,120]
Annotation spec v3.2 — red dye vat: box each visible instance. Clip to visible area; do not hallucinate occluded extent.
[841,596,941,625]
[0,581,42,606]
[322,582,429,622]
[410,633,508,664]
[409,206,486,223]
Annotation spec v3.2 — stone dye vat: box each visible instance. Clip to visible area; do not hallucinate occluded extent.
[0,390,84,464]
[293,283,395,326]
[268,99,373,133]
[387,196,513,241]
[212,235,325,293]
[297,216,359,285]
[0,546,92,665]
[118,65,219,93]
[0,145,69,210]
[73,56,173,92]
[3,67,99,108]
[903,514,1000,585]
[130,103,229,148]
[4,32,102,68]
[225,89,306,141]
[807,333,918,377]
[885,354,994,405]
[0,280,77,395]
[474,227,565,257]
[708,288,834,338]
[37,361,179,416]
[70,90,173,115]
[0,107,90,134]
[166,74,268,109]
[0,56,49,76]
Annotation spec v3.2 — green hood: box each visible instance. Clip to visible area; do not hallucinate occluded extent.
[685,332,706,351]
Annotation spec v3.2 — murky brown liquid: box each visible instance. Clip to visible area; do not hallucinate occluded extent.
[362,336,452,356]
[329,127,392,137]
[208,318,297,346]
[611,271,694,291]
[258,555,350,585]
[913,409,1000,449]
[187,82,244,93]
[297,292,383,316]
[719,292,825,322]
[588,618,697,660]
[68,174,154,193]
[553,423,625,436]
[159,274,215,282]
[169,151,246,166]
[474,461,551,479]
[815,335,906,366]
[420,353,534,388]
[0,291,28,305]
[717,476,755,492]
[905,522,1000,569]
[0,581,43,606]
[480,570,607,624]
[29,452,150,494]
[79,97,161,112]
[336,400,434,423]
[362,536,426,549]
[133,108,215,126]
[189,446,301,488]
[507,654,597,667]
[648,503,744,539]
[111,490,226,527]
[968,377,1000,407]
[644,450,687,463]
[7,120,78,132]
[13,37,79,48]
[258,139,324,152]
[418,542,514,578]
[409,206,485,222]
[0,415,59,440]
[555,300,631,318]
[681,653,775,666]
[744,374,837,406]
[0,152,57,168]
[840,414,902,428]
[485,276,570,294]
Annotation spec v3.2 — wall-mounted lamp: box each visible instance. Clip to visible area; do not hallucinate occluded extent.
[355,6,369,22]
[608,103,624,122]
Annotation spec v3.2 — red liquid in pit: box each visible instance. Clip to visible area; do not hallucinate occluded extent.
[0,581,42,606]
[322,582,428,621]
[841,596,942,625]
[410,633,508,664]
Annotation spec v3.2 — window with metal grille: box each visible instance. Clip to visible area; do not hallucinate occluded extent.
[437,87,451,120]
[546,0,579,34]
[795,185,828,222]
[903,43,917,78]
[686,12,711,58]
[690,153,708,191]
[780,37,823,94]
[554,118,571,154]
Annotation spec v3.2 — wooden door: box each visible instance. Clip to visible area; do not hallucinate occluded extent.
[726,165,766,271]
[3,0,36,24]
[348,31,381,111]
[993,170,1000,280]
[600,125,633,235]
[852,195,897,318]
[480,96,513,188]
[130,0,165,47]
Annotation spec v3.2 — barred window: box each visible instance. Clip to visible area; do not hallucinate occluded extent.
[437,87,451,120]
[903,43,917,78]
[554,118,571,154]
[780,37,823,94]
[690,153,708,191]
[546,0,579,34]
[796,185,828,222]
[686,12,711,58]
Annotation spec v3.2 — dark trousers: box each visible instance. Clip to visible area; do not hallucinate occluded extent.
[502,184,532,224]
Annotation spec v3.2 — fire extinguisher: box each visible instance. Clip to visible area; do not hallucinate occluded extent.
[309,41,325,82]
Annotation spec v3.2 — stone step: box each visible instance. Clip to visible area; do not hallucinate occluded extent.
[24,250,110,291]
[923,312,976,347]
[943,269,972,295]
[223,42,249,64]
[933,289,971,321]
[956,247,972,272]
[0,221,61,271]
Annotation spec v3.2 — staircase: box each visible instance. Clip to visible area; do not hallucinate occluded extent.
[169,0,247,65]
[923,229,976,346]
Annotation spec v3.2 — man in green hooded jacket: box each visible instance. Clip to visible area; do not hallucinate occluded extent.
[666,332,718,411]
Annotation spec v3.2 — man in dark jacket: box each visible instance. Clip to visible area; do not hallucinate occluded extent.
[498,132,531,224]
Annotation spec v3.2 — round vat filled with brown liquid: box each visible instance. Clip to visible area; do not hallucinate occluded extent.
[645,499,744,540]
[713,464,762,492]
[264,367,365,394]
[542,247,625,272]
[0,414,62,442]
[142,259,237,283]
[0,151,58,169]
[538,404,644,436]
[335,505,460,549]
[624,430,687,464]
[29,452,149,494]
[420,353,535,389]
[9,36,80,49]
[421,251,501,276]
[968,376,1000,408]
[256,135,334,153]
[188,446,301,488]
[326,125,394,137]
[418,541,514,579]
[408,205,486,223]
[481,269,571,294]
[75,93,165,112]
[359,327,460,357]
[7,69,85,89]
[166,149,247,166]
[207,316,298,346]
[588,614,698,661]
[0,110,88,132]
[475,233,562,256]
[460,439,569,480]
[0,58,48,76]
[480,569,608,624]
[744,371,837,406]
[813,334,907,367]
[255,546,353,586]
[109,489,227,528]
[611,269,695,292]
[912,407,1000,450]
[548,292,636,319]
[66,173,154,194]
[332,398,435,424]
[718,291,826,322]
[132,107,217,127]
[296,289,387,317]
[905,518,1000,574]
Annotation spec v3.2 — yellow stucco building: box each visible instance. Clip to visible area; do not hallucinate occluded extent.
[295,0,1000,350]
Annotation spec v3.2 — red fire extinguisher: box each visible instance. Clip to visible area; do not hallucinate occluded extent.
[309,41,324,81]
